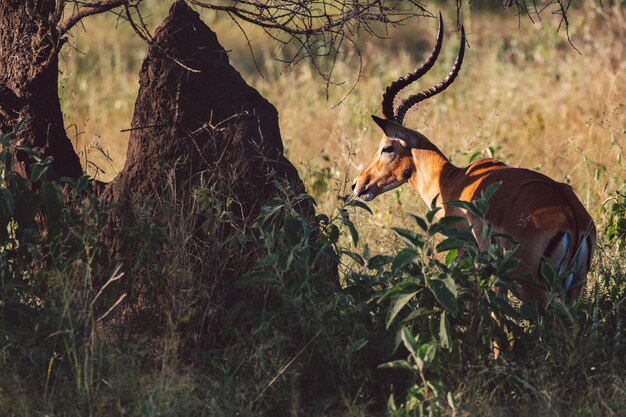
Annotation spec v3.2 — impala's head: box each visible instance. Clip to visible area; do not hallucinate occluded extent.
[352,13,465,201]
[352,116,417,201]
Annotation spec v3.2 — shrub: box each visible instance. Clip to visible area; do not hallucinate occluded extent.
[1,124,625,416]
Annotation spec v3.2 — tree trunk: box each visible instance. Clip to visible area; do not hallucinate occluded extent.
[0,1,82,179]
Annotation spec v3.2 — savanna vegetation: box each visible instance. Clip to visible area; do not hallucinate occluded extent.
[1,1,626,416]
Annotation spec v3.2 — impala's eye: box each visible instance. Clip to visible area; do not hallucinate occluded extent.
[381,146,394,154]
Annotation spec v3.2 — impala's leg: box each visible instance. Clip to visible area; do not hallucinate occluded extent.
[536,230,593,300]
[566,234,593,299]
[514,231,571,305]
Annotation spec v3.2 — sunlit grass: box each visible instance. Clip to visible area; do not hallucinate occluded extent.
[59,2,624,223]
[1,2,621,415]
[56,2,626,301]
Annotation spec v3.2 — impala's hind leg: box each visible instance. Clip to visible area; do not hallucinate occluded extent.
[565,235,592,299]
[542,231,592,299]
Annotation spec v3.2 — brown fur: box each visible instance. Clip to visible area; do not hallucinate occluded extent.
[354,123,595,304]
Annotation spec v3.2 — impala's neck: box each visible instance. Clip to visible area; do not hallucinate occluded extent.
[405,134,460,209]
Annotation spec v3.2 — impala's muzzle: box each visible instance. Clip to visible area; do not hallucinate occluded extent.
[352,176,376,201]
[353,171,407,202]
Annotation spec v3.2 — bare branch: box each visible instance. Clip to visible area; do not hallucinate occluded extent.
[55,0,577,98]
[187,0,431,82]
[59,0,128,35]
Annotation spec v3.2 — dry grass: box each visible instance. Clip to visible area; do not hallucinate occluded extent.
[59,2,625,254]
[1,3,621,415]
[264,3,625,256]
[56,2,626,266]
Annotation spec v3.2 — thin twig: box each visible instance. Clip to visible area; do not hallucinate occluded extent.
[248,329,323,407]
[97,294,127,322]
[120,123,167,133]
[59,0,127,35]
[91,264,124,308]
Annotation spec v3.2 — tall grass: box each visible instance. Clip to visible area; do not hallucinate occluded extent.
[1,1,624,416]
[59,2,625,246]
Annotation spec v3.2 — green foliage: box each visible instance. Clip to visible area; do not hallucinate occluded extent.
[0,123,118,413]
[1,123,91,348]
[336,181,626,416]
[604,188,626,247]
[335,184,525,415]
[1,125,625,416]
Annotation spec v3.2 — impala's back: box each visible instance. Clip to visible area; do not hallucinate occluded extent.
[446,158,596,302]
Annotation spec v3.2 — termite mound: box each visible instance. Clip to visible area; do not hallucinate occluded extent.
[100,1,334,325]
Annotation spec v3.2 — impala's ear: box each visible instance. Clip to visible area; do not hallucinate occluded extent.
[371,115,412,147]
[371,114,405,137]
[371,115,390,131]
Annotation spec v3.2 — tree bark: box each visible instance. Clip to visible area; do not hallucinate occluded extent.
[0,0,82,179]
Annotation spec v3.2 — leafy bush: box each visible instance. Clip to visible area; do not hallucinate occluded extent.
[335,184,524,416]
[0,122,118,411]
[337,183,626,416]
[1,123,625,416]
[605,189,626,247]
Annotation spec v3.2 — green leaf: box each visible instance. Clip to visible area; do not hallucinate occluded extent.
[341,250,364,266]
[41,182,63,222]
[75,175,89,193]
[0,188,15,215]
[400,307,435,323]
[446,200,483,218]
[440,228,475,241]
[400,326,419,354]
[492,295,520,318]
[426,206,442,223]
[469,151,483,163]
[347,199,373,215]
[540,261,556,283]
[378,360,414,371]
[392,248,418,272]
[520,302,541,320]
[417,343,436,370]
[475,198,490,217]
[261,198,285,217]
[312,242,335,268]
[386,292,418,329]
[339,208,359,247]
[392,227,423,248]
[408,214,428,231]
[378,280,422,303]
[30,163,48,183]
[436,238,467,252]
[257,254,278,266]
[15,145,40,159]
[426,274,458,316]
[444,249,458,267]
[497,256,521,275]
[439,311,452,349]
[481,181,502,201]
[429,216,465,234]
[362,243,370,261]
[430,195,440,209]
[368,254,393,269]
[283,214,302,245]
[387,393,397,412]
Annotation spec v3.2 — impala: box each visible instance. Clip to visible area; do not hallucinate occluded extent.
[352,14,595,304]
